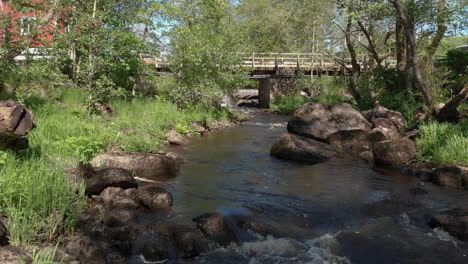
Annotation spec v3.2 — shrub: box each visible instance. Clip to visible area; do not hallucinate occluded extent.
[416,120,468,165]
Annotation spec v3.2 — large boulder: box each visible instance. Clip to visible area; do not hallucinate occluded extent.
[98,187,140,209]
[373,138,417,166]
[0,217,8,246]
[271,133,336,164]
[193,213,238,247]
[138,186,173,210]
[0,100,36,149]
[430,208,468,241]
[432,165,468,189]
[91,152,180,180]
[287,102,372,142]
[327,129,372,158]
[0,246,32,264]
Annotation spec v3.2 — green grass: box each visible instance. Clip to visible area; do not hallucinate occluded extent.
[416,120,468,165]
[0,88,237,247]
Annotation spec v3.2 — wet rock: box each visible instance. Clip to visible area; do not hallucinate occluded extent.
[373,138,417,166]
[237,99,259,108]
[271,133,336,164]
[98,187,140,209]
[138,187,173,210]
[191,121,208,134]
[103,208,138,227]
[166,130,188,145]
[401,163,435,182]
[409,187,428,195]
[359,151,374,163]
[0,217,8,246]
[430,208,468,241]
[287,102,372,142]
[208,120,234,131]
[432,166,467,189]
[65,236,108,264]
[193,212,238,247]
[91,152,181,180]
[327,129,372,157]
[137,223,211,261]
[0,246,32,264]
[85,167,137,196]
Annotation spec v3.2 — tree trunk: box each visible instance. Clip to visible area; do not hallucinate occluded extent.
[345,21,363,104]
[392,0,433,108]
[434,85,468,123]
[396,16,408,91]
[420,0,447,71]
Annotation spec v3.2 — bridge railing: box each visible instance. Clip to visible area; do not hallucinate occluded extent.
[240,52,396,70]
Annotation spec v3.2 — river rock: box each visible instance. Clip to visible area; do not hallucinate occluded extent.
[432,165,467,189]
[0,246,32,264]
[65,236,108,264]
[103,208,138,227]
[85,167,138,196]
[370,102,407,130]
[166,130,188,145]
[193,212,238,247]
[98,187,140,209]
[0,217,8,246]
[327,129,372,158]
[430,208,468,241]
[138,223,212,261]
[271,133,336,164]
[287,102,372,142]
[91,151,181,180]
[138,186,173,210]
[0,100,36,149]
[373,138,417,166]
[401,162,435,182]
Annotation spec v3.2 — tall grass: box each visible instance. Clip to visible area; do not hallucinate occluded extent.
[0,88,235,247]
[416,120,468,165]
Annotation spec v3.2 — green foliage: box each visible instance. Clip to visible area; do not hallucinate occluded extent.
[446,47,468,75]
[416,120,468,165]
[164,0,246,108]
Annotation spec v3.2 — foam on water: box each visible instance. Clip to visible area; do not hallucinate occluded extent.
[196,234,351,264]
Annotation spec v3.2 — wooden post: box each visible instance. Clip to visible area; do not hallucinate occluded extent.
[320,53,324,68]
[258,78,272,109]
[252,52,255,68]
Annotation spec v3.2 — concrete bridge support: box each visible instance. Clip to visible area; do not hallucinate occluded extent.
[258,78,272,108]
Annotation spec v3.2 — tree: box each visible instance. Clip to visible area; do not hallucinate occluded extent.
[162,0,245,107]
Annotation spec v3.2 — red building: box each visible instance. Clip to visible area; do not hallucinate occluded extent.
[0,1,62,50]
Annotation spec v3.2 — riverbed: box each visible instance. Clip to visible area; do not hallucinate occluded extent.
[159,111,468,264]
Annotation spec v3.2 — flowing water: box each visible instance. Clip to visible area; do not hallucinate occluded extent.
[158,111,468,264]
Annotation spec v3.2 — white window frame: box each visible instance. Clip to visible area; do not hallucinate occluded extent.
[20,16,37,36]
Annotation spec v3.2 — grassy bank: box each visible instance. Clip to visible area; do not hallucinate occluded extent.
[0,88,240,247]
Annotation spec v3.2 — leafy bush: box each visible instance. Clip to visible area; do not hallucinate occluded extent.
[416,120,468,165]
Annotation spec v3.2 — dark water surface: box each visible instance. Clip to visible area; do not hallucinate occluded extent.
[159,111,468,264]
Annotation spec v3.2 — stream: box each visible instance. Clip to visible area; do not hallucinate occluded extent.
[158,110,467,264]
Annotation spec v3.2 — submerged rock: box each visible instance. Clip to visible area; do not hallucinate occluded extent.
[193,212,239,247]
[287,102,372,142]
[65,236,108,264]
[91,151,181,180]
[0,246,32,264]
[271,133,336,164]
[432,165,467,189]
[430,208,468,241]
[373,138,417,166]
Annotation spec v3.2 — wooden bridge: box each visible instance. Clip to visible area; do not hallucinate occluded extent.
[144,52,396,78]
[143,52,396,108]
